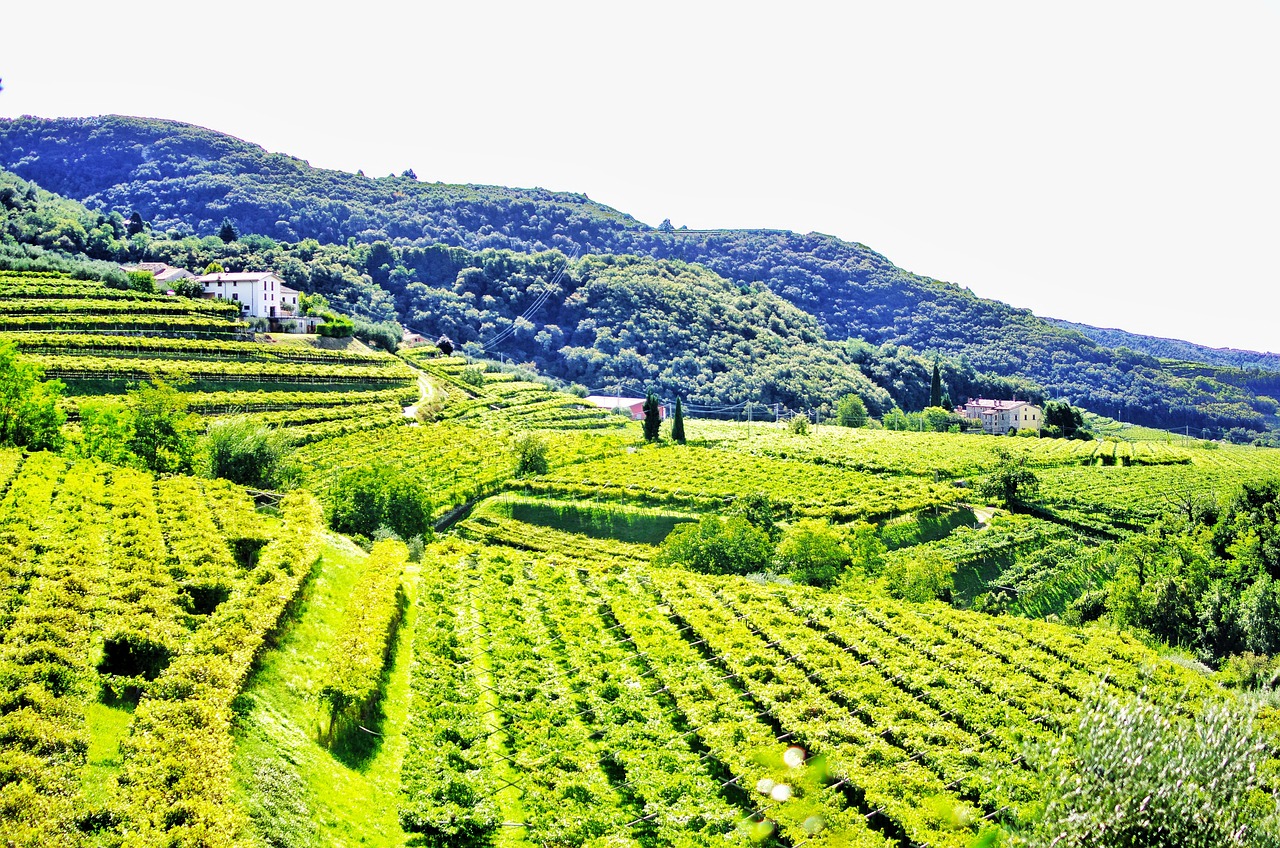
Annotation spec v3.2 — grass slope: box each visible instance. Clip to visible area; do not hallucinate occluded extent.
[231,534,415,848]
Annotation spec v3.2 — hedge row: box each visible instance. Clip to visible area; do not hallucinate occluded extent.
[319,539,409,742]
[0,459,108,844]
[117,491,323,848]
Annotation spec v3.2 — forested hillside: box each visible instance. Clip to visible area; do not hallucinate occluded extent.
[2,114,1277,434]
[1050,317,1280,371]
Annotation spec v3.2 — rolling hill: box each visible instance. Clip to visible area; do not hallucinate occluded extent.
[1,114,1278,436]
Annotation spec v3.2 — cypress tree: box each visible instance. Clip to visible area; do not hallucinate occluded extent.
[929,362,943,409]
[672,397,686,444]
[643,393,662,442]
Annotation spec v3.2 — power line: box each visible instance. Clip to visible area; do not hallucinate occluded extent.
[481,247,579,350]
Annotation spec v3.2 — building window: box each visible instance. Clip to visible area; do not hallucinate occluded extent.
[232,293,238,301]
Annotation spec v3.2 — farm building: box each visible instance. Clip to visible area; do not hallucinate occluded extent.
[583,395,665,420]
[959,398,1042,435]
[119,262,193,286]
[196,271,301,319]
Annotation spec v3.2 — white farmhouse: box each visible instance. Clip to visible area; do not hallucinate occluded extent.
[959,398,1042,435]
[196,271,301,319]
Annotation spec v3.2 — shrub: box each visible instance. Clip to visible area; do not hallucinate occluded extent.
[788,414,810,435]
[654,514,773,575]
[317,313,355,338]
[884,548,955,602]
[126,269,156,293]
[1018,693,1280,847]
[201,416,296,490]
[775,518,850,586]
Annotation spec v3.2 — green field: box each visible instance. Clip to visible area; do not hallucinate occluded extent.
[0,266,1278,846]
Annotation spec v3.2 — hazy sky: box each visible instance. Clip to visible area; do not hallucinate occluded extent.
[3,1,1277,352]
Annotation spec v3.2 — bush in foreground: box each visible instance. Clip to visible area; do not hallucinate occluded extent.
[1017,692,1280,848]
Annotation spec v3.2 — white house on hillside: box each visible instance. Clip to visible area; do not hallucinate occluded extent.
[196,271,300,319]
[959,398,1042,435]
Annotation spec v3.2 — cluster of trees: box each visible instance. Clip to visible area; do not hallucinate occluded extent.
[1096,478,1280,670]
[0,339,298,489]
[652,493,955,598]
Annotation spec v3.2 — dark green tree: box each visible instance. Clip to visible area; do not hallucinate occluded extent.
[513,432,549,477]
[929,361,943,409]
[217,218,238,243]
[127,211,145,236]
[643,393,661,442]
[1043,400,1089,439]
[671,397,686,444]
[978,457,1040,507]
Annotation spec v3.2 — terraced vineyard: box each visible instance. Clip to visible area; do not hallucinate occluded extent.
[2,265,1279,846]
[409,351,623,429]
[527,443,964,520]
[0,269,418,446]
[0,449,324,846]
[403,541,1217,848]
[697,421,1194,478]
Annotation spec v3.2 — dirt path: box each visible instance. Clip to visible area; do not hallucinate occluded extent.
[402,372,437,421]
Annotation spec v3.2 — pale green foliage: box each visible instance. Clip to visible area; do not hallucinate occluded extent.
[77,399,137,466]
[788,414,809,435]
[0,340,64,451]
[775,518,850,586]
[654,514,773,575]
[846,520,886,574]
[1019,693,1280,848]
[884,548,955,602]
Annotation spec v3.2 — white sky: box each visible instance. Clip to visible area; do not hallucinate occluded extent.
[3,1,1277,352]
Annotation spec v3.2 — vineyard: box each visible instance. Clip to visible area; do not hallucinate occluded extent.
[0,449,324,846]
[1,265,1279,845]
[396,541,1218,848]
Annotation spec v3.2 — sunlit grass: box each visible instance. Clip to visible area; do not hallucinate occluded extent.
[231,534,415,848]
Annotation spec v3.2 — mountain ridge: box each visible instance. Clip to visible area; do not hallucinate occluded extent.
[1,114,1276,436]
